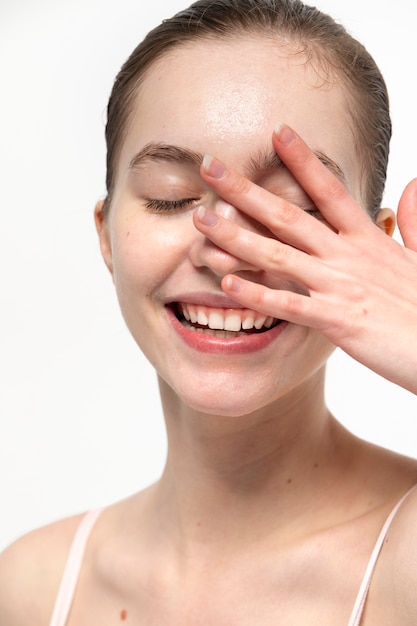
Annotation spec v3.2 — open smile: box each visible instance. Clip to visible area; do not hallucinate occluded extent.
[176,302,282,337]
[167,302,286,354]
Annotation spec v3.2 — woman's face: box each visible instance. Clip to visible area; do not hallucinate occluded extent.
[97,37,362,416]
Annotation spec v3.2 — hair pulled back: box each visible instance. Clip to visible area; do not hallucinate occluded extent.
[103,0,391,219]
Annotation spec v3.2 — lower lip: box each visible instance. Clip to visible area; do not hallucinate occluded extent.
[167,307,289,355]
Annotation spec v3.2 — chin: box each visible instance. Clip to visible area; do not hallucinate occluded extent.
[159,371,293,419]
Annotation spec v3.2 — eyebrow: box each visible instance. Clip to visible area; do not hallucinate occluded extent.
[128,142,347,184]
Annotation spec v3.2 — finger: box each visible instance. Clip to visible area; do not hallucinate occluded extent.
[194,206,329,290]
[272,124,371,234]
[220,273,334,333]
[397,178,417,250]
[200,154,336,257]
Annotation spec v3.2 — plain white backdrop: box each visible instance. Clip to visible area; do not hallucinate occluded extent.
[1,0,416,552]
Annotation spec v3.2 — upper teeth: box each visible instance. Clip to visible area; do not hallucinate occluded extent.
[178,303,276,332]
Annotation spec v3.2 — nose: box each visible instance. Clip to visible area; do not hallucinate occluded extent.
[189,198,263,278]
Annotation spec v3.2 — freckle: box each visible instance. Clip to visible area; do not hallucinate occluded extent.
[120,609,128,621]
[314,463,319,469]
[126,231,130,238]
[287,478,292,484]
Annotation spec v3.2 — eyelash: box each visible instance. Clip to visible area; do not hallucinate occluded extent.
[144,198,323,222]
[303,207,324,220]
[145,198,200,213]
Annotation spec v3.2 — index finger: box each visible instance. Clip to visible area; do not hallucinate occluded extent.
[272,124,371,234]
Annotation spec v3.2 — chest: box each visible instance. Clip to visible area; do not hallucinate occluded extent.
[67,540,371,626]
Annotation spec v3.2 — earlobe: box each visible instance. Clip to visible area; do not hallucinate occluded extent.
[376,208,396,237]
[94,199,114,274]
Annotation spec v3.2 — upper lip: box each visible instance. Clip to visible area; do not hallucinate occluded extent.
[165,292,248,309]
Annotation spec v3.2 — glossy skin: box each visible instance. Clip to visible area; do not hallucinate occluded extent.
[2,36,417,626]
[194,130,417,393]
[97,39,364,416]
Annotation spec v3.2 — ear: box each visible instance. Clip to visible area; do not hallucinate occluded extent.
[94,199,114,275]
[375,208,396,237]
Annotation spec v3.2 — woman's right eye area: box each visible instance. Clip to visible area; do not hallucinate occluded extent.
[144,197,201,213]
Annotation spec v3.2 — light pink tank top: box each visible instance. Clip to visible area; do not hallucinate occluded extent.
[49,486,416,626]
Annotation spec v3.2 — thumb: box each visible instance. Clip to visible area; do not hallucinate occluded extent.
[397,178,417,250]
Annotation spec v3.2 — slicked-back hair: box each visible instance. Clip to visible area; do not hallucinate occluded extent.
[103,0,391,220]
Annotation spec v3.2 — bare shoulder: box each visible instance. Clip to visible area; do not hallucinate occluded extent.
[369,482,417,622]
[0,513,85,626]
[388,485,417,601]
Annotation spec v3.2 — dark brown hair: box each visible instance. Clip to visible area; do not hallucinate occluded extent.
[103,0,391,220]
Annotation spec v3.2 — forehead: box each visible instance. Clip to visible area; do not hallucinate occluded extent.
[117,36,359,192]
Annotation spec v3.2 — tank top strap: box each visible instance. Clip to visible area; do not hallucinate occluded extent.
[347,484,417,626]
[49,509,103,626]
[48,486,417,626]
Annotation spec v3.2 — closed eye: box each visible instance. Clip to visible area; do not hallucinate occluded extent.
[145,197,200,213]
[302,207,325,221]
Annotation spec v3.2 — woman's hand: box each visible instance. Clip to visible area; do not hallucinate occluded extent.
[193,124,417,394]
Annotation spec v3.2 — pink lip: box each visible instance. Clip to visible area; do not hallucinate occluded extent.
[166,305,288,355]
[166,292,247,309]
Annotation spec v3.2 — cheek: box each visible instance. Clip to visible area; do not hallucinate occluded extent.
[110,218,189,294]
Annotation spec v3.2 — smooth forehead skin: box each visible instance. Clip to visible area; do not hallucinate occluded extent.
[112,36,362,203]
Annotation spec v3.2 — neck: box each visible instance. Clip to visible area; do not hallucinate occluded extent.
[153,367,353,557]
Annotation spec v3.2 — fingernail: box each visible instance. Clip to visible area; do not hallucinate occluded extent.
[274,123,295,146]
[224,275,242,292]
[202,154,227,179]
[197,205,218,226]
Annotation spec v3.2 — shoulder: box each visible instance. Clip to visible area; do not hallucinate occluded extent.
[388,485,417,597]
[369,483,417,622]
[0,513,85,626]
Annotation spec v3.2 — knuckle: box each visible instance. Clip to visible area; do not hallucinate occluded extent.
[317,178,345,203]
[281,290,302,313]
[251,284,277,312]
[228,171,252,197]
[218,219,239,246]
[350,281,368,307]
[267,240,291,268]
[293,149,347,204]
[278,201,303,226]
[293,149,316,172]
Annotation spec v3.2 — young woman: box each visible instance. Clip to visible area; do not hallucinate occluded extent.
[1,0,417,624]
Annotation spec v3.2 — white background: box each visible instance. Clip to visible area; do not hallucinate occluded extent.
[1,0,416,551]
